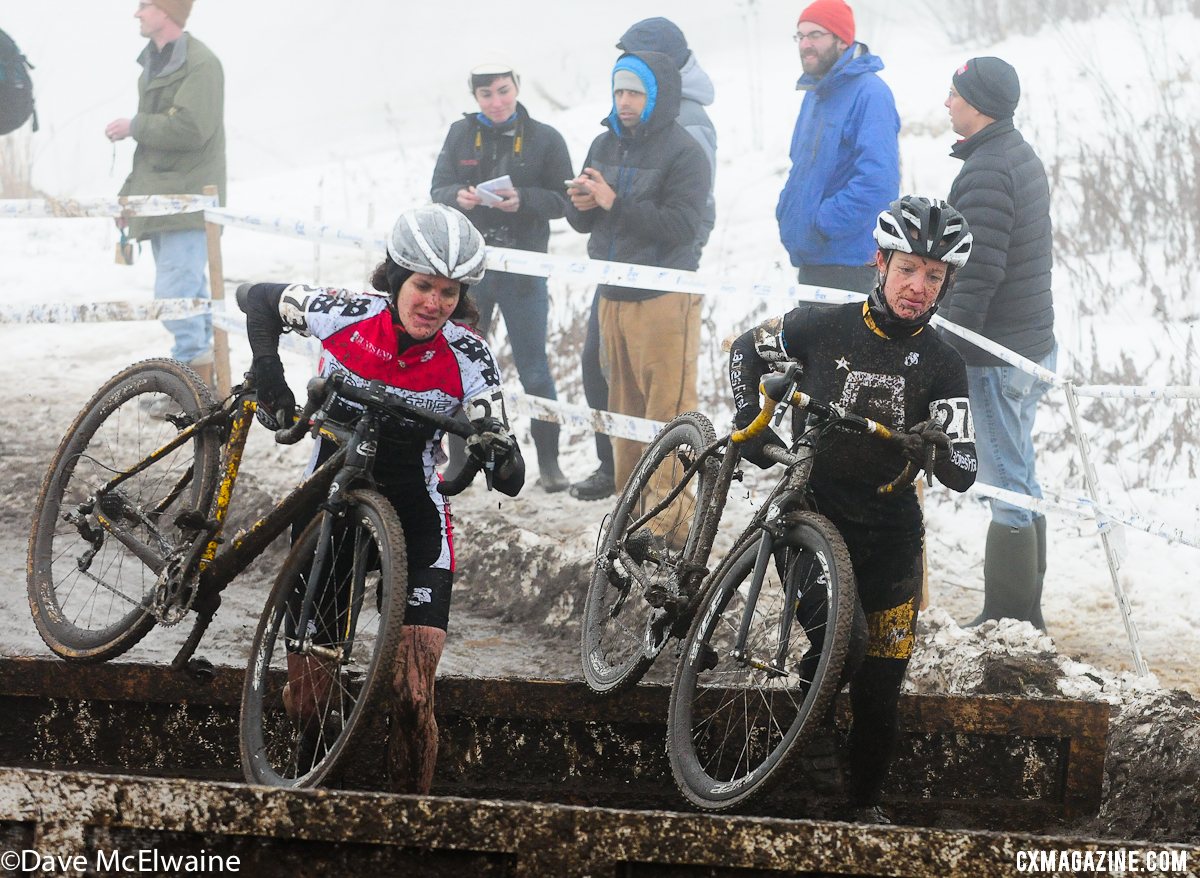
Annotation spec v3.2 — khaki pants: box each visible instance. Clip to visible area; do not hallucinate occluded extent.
[599,293,702,543]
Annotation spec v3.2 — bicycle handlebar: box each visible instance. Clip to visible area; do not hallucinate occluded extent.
[269,374,485,496]
[437,456,482,496]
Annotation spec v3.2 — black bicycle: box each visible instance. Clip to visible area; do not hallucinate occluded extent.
[580,362,928,810]
[27,357,496,789]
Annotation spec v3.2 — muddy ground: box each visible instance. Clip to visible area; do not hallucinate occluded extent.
[1,369,1196,845]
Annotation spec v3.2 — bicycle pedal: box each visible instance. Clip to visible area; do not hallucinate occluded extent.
[183,657,215,682]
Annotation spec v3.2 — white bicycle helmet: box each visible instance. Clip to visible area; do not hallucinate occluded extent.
[873,195,973,267]
[387,204,487,285]
[868,195,972,335]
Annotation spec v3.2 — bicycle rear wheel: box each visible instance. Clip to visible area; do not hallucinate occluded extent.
[240,489,407,788]
[27,358,219,662]
[581,412,717,695]
[668,512,856,811]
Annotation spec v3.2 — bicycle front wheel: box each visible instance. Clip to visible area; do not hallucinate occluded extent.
[27,358,219,662]
[581,412,717,695]
[668,512,856,811]
[240,490,407,789]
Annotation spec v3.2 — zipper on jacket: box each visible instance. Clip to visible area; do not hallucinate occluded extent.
[607,142,632,263]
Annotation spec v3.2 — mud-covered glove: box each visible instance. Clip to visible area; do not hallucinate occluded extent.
[249,354,296,430]
[898,419,951,467]
[466,417,520,479]
[734,409,787,470]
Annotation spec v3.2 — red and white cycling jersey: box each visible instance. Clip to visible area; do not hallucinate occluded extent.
[276,284,507,571]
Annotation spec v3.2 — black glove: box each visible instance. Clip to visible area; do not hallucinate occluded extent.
[466,417,520,479]
[898,419,951,467]
[734,409,786,470]
[249,354,296,430]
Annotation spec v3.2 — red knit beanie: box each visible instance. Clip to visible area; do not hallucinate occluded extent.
[797,0,855,45]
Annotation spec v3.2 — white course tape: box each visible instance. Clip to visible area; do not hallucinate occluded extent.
[0,194,217,219]
[929,315,1062,385]
[204,208,384,251]
[204,208,861,306]
[484,246,862,305]
[506,390,663,444]
[0,299,210,324]
[970,481,1198,549]
[1072,384,1200,400]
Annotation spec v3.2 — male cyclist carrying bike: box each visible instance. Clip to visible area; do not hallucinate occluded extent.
[728,195,978,823]
[239,204,524,794]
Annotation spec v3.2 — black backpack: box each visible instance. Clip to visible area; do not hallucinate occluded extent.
[0,27,37,136]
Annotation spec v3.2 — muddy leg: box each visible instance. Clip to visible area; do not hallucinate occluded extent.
[388,625,447,794]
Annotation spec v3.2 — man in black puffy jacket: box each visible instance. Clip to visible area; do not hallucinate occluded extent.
[565,51,710,508]
[943,57,1057,630]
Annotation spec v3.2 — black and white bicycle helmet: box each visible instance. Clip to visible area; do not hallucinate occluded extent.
[387,204,487,286]
[873,195,972,267]
[868,195,972,335]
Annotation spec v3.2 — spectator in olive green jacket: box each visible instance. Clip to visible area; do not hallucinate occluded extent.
[105,0,225,397]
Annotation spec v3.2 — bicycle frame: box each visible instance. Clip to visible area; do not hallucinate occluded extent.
[617,361,914,664]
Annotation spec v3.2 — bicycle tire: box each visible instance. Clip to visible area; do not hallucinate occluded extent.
[27,358,220,662]
[240,489,408,789]
[581,411,717,696]
[667,511,857,811]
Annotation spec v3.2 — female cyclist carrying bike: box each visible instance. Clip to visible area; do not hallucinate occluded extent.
[239,204,524,794]
[727,195,978,823]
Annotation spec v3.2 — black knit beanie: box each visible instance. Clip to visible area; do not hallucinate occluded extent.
[952,57,1020,120]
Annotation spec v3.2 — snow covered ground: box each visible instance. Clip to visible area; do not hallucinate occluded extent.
[3,0,1197,693]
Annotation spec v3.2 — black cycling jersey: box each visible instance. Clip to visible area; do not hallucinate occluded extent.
[730,301,977,534]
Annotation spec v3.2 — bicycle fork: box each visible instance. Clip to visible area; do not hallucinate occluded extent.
[292,415,378,665]
[730,512,804,680]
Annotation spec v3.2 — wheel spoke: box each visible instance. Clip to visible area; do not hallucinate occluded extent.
[581,414,716,694]
[28,360,218,661]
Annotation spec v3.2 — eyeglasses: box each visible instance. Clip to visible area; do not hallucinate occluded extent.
[793,29,833,43]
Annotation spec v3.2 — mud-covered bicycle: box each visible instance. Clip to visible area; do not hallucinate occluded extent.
[27,358,496,788]
[581,361,932,810]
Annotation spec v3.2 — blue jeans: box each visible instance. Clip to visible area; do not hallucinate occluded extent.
[967,346,1057,528]
[472,270,560,460]
[151,229,212,362]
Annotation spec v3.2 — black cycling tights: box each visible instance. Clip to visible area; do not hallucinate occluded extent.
[846,655,910,806]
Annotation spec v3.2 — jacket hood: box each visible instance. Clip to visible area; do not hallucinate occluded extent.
[679,53,714,106]
[605,51,682,139]
[616,17,689,68]
[795,42,884,93]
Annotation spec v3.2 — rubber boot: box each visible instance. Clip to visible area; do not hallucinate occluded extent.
[531,419,569,493]
[967,522,1039,626]
[1028,514,1047,631]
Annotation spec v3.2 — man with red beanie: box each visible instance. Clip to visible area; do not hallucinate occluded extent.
[105,0,225,407]
[776,0,899,295]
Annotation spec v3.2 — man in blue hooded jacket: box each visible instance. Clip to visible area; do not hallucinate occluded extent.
[570,19,718,502]
[565,51,710,511]
[776,0,899,294]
